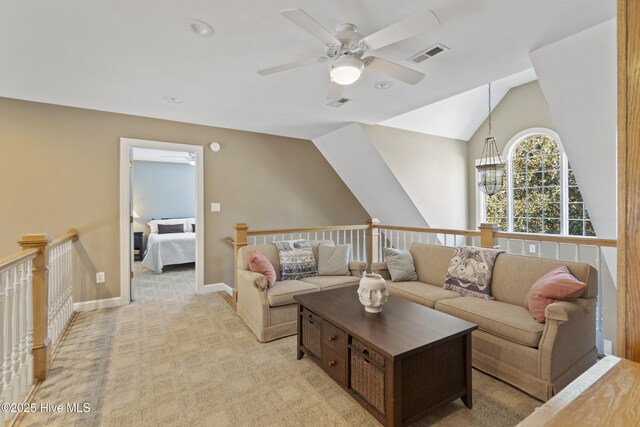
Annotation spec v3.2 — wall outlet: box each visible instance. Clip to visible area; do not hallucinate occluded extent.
[96,272,105,283]
[211,202,221,212]
[528,244,537,253]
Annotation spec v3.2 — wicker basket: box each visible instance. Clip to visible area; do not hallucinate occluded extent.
[350,339,386,415]
[302,308,322,357]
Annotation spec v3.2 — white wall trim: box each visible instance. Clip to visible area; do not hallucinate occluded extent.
[202,283,232,295]
[120,138,205,305]
[74,297,122,312]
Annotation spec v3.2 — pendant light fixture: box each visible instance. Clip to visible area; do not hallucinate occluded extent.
[476,82,506,196]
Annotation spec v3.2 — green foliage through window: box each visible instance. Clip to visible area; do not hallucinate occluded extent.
[483,133,595,237]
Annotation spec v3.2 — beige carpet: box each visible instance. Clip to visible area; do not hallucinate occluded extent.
[21,263,541,426]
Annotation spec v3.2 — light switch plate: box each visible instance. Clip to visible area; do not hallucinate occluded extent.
[211,203,221,212]
[96,272,105,283]
[529,244,537,253]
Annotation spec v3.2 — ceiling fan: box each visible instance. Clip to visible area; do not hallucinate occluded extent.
[257,8,440,100]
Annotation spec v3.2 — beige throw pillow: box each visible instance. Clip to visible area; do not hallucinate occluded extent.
[384,248,418,282]
[317,244,351,276]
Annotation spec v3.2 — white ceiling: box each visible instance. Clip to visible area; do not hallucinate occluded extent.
[381,68,537,141]
[0,0,614,140]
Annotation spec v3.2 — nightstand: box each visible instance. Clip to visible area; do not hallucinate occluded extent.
[133,232,144,261]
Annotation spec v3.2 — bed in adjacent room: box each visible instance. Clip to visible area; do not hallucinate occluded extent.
[141,218,196,273]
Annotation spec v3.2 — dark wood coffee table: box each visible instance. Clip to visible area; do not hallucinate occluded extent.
[295,286,477,426]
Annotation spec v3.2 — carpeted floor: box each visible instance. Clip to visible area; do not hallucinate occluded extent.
[20,263,541,426]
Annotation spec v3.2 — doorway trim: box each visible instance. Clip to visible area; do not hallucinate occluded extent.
[119,137,205,304]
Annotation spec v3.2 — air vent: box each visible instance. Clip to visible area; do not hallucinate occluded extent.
[327,98,351,108]
[408,43,449,64]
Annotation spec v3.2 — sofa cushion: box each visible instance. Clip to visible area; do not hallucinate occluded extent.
[435,297,544,348]
[266,280,319,307]
[387,281,462,308]
[248,251,276,289]
[409,243,456,286]
[523,265,586,323]
[317,244,351,275]
[384,248,418,281]
[443,246,502,300]
[275,240,318,280]
[302,275,360,290]
[491,254,597,305]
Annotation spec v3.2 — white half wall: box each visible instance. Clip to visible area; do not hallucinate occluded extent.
[530,19,617,239]
[312,123,427,226]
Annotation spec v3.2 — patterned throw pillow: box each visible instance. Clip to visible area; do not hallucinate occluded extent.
[443,246,503,300]
[274,240,318,280]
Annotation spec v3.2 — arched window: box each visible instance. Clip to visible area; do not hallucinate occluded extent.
[483,129,595,236]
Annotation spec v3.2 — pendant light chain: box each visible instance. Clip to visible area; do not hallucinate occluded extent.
[488,82,492,136]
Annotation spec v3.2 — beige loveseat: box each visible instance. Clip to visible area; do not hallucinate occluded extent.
[236,241,366,342]
[372,242,598,401]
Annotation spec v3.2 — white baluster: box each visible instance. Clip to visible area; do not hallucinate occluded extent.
[11,266,22,403]
[3,268,16,406]
[17,264,27,395]
[595,247,604,355]
[0,270,6,426]
[25,260,34,386]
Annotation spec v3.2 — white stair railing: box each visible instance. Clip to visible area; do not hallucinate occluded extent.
[47,239,74,350]
[0,250,37,425]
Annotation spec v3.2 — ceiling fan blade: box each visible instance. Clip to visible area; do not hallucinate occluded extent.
[361,10,440,51]
[365,57,425,85]
[327,81,344,101]
[281,9,341,46]
[257,56,323,76]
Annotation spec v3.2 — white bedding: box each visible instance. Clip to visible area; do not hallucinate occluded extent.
[141,232,196,273]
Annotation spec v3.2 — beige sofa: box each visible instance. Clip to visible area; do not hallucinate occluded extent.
[236,241,366,342]
[372,242,598,401]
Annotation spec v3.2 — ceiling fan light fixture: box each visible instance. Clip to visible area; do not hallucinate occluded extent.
[329,57,364,85]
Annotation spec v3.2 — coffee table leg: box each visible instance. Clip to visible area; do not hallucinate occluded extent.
[297,303,304,360]
[462,333,473,409]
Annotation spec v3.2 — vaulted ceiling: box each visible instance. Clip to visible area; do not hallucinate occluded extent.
[0,0,614,140]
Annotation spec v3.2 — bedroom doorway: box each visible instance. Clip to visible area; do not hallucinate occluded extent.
[119,138,205,305]
[130,147,197,300]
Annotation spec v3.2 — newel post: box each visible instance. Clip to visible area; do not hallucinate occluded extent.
[479,223,499,249]
[233,223,248,310]
[366,218,380,271]
[18,234,50,381]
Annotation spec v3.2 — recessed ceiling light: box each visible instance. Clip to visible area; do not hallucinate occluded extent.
[163,96,183,104]
[374,81,393,90]
[182,19,214,38]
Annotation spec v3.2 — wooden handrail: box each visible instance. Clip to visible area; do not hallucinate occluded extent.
[225,236,235,245]
[376,224,482,237]
[247,224,369,236]
[494,231,618,247]
[48,228,79,250]
[0,249,39,272]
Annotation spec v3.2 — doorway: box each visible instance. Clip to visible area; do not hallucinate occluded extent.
[119,138,205,305]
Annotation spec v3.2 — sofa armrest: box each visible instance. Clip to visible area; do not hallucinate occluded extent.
[371,262,391,280]
[545,299,596,322]
[538,298,597,381]
[349,261,366,277]
[237,269,268,290]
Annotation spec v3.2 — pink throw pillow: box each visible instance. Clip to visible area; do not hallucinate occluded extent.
[523,265,586,323]
[248,251,276,289]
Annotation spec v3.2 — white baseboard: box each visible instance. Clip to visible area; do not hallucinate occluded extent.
[73,297,123,312]
[201,283,232,295]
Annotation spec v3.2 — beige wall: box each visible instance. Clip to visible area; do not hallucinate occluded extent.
[362,124,468,229]
[0,97,368,302]
[467,81,555,228]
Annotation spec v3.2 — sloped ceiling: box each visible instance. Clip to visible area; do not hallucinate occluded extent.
[0,0,614,140]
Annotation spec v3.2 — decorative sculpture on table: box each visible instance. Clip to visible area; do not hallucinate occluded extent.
[357,273,389,313]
